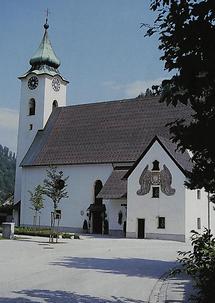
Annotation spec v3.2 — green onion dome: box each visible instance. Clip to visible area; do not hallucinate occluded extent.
[29,22,60,70]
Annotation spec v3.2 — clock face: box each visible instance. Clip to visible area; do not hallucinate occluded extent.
[28,76,39,90]
[52,78,60,92]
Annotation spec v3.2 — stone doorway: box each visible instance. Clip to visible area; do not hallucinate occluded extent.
[88,180,106,234]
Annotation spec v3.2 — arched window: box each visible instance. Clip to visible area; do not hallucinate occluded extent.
[29,98,36,115]
[94,180,103,205]
[52,100,58,110]
[152,160,160,171]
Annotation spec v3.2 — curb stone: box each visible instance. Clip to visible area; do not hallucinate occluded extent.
[148,273,193,303]
[148,273,169,303]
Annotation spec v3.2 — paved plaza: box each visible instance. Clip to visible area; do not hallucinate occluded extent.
[0,235,193,302]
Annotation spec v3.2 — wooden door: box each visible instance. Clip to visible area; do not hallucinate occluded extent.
[138,219,145,239]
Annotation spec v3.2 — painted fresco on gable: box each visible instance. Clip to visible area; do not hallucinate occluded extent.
[137,164,176,196]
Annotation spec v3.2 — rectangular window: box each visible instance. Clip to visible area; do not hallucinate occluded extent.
[197,189,201,199]
[158,217,165,229]
[152,187,159,198]
[197,218,201,229]
[29,124,33,130]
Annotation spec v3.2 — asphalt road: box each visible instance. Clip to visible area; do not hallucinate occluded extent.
[0,235,192,302]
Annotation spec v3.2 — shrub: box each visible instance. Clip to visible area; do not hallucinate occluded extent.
[61,233,72,239]
[14,227,52,237]
[61,233,80,239]
[173,229,215,303]
[0,226,80,239]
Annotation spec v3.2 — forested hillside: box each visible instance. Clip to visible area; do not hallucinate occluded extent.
[0,145,16,203]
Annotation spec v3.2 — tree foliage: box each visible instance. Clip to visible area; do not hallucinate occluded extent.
[43,166,69,211]
[144,85,162,97]
[43,167,69,242]
[172,230,215,303]
[145,0,215,200]
[29,185,44,212]
[29,184,44,226]
[137,84,162,98]
[0,144,16,203]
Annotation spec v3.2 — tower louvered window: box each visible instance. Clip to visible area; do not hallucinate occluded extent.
[29,98,36,115]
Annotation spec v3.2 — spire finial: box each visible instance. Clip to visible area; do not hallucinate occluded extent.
[44,8,50,30]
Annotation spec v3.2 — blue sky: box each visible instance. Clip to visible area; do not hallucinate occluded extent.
[0,0,170,152]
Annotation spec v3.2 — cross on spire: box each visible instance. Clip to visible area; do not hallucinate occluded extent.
[44,8,50,29]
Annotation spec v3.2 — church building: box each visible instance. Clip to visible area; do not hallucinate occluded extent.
[14,21,215,241]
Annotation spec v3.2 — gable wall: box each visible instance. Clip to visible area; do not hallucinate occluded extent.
[127,141,186,241]
[20,164,113,231]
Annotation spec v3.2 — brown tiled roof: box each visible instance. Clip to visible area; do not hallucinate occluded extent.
[97,169,128,199]
[21,96,193,167]
[157,136,192,172]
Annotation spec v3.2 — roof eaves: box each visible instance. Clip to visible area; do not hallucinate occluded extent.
[18,70,69,83]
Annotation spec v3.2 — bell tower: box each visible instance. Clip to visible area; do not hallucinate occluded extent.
[14,20,69,205]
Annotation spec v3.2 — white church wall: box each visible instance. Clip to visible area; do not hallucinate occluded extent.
[43,75,67,124]
[20,164,113,231]
[185,188,207,241]
[15,76,47,204]
[185,188,215,241]
[15,74,67,204]
[127,141,186,241]
[104,199,127,236]
[210,203,215,236]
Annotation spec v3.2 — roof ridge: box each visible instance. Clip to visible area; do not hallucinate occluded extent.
[63,96,161,109]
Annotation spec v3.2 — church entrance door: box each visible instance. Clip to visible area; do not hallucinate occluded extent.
[92,212,102,234]
[91,180,104,234]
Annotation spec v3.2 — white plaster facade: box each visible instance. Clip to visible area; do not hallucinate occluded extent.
[14,73,68,204]
[185,187,214,239]
[20,164,113,232]
[126,140,215,242]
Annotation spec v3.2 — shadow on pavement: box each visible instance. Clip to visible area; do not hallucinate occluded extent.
[0,290,147,303]
[51,256,176,278]
[165,275,194,303]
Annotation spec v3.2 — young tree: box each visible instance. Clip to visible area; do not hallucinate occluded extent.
[43,166,69,241]
[144,1,215,201]
[28,185,44,227]
[43,166,69,211]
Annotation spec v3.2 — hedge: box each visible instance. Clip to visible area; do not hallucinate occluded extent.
[0,226,79,239]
